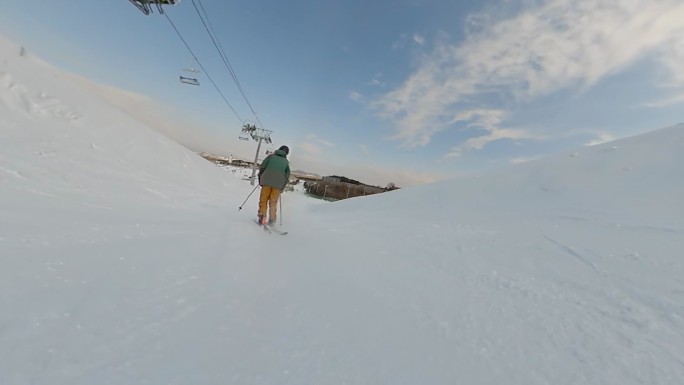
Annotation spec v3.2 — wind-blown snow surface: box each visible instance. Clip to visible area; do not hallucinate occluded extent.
[1,35,683,384]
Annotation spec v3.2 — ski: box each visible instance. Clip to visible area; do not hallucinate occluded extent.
[255,219,272,233]
[267,226,288,236]
[254,220,288,235]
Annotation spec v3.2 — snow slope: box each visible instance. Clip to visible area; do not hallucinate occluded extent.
[1,34,683,385]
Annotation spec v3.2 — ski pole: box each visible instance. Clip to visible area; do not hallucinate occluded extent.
[238,185,259,211]
[279,194,283,226]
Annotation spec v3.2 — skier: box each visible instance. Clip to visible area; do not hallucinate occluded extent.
[257,145,290,226]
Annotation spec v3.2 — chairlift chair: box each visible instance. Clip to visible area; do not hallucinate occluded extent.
[179,76,200,86]
[129,0,179,15]
[179,58,201,86]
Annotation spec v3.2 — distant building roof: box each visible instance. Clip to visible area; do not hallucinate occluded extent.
[292,171,322,181]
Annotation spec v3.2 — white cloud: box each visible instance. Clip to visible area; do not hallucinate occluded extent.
[464,127,542,150]
[367,73,386,88]
[450,109,545,150]
[510,156,542,165]
[298,141,324,157]
[376,0,684,147]
[305,134,335,148]
[443,147,462,159]
[463,12,490,36]
[349,91,364,102]
[584,133,617,146]
[643,92,684,108]
[451,109,542,149]
[449,109,504,131]
[318,139,335,147]
[393,32,427,51]
[359,144,369,155]
[659,20,684,83]
[298,134,336,158]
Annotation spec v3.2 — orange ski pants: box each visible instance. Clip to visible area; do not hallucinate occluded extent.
[258,186,281,221]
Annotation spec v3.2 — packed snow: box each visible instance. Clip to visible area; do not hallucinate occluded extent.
[1,35,683,385]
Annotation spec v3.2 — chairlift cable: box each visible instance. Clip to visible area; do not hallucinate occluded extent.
[192,0,265,129]
[194,0,241,88]
[164,11,243,123]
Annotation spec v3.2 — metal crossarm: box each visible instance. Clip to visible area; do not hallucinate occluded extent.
[129,0,178,15]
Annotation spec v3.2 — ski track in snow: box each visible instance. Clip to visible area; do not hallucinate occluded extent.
[542,234,600,273]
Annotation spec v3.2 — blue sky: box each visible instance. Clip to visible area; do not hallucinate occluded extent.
[1,0,683,186]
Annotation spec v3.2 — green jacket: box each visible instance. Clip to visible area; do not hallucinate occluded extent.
[259,149,290,190]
